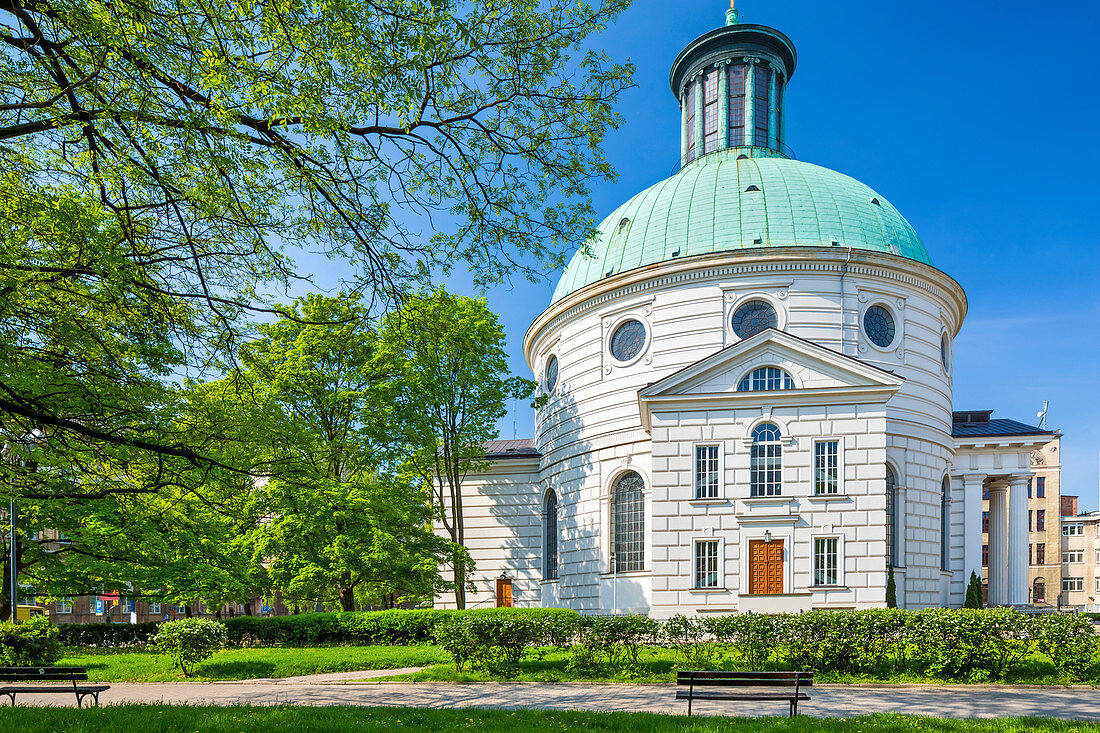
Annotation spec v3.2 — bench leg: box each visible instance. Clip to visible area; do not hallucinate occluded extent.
[687,693,692,717]
[4,693,14,707]
[790,698,797,717]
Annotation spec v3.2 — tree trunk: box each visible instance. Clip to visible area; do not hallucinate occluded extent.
[452,559,466,610]
[339,587,356,612]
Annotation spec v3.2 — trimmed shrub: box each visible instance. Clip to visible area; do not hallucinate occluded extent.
[707,612,777,671]
[663,614,719,670]
[1033,612,1097,680]
[567,615,660,675]
[153,618,228,677]
[57,622,159,648]
[432,609,573,676]
[0,617,61,665]
[913,607,1032,682]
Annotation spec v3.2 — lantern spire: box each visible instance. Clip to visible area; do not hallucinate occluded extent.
[725,0,739,26]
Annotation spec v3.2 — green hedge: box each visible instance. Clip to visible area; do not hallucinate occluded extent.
[0,617,61,665]
[57,621,159,648]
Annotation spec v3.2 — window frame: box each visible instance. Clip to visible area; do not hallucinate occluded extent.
[812,535,842,587]
[1063,550,1084,564]
[692,538,722,590]
[1036,543,1045,565]
[55,597,73,614]
[1036,476,1045,498]
[885,463,900,567]
[1062,577,1084,592]
[737,366,795,392]
[691,442,723,501]
[861,302,899,351]
[543,490,559,581]
[939,476,951,572]
[610,470,646,574]
[1063,523,1083,536]
[749,423,783,497]
[812,439,842,496]
[606,315,651,367]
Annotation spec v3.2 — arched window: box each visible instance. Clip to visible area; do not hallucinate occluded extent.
[750,423,783,497]
[885,465,898,567]
[1033,578,1046,603]
[737,366,794,392]
[543,490,558,581]
[611,472,645,573]
[940,476,951,572]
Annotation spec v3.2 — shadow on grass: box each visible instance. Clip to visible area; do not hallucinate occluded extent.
[195,660,279,679]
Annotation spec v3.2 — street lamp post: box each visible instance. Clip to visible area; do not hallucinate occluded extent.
[4,429,45,623]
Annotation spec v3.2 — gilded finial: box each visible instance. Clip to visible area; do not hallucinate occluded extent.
[725,0,739,26]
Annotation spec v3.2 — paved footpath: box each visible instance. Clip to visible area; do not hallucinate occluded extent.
[13,674,1100,720]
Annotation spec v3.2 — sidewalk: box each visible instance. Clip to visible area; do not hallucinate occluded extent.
[12,677,1100,719]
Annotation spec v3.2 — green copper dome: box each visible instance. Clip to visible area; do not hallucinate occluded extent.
[552,148,931,303]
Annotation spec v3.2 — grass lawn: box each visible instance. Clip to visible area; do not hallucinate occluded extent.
[383,647,1100,686]
[59,645,449,682]
[0,707,1093,732]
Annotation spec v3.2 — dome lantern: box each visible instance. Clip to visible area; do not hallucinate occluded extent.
[671,3,797,165]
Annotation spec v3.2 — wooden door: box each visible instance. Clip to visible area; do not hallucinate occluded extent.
[748,540,784,594]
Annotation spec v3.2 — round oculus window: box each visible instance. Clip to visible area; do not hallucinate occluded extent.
[940,333,951,372]
[730,299,778,339]
[545,355,559,392]
[863,305,896,348]
[609,319,646,362]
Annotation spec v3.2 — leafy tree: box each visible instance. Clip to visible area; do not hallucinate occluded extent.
[382,289,536,608]
[0,0,633,518]
[239,294,448,611]
[886,565,897,609]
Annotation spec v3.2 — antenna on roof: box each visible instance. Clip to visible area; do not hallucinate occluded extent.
[1037,400,1049,430]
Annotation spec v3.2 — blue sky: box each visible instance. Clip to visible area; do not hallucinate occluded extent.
[454,0,1100,509]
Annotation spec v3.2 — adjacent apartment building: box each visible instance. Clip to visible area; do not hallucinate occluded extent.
[982,434,1062,605]
[1059,497,1100,610]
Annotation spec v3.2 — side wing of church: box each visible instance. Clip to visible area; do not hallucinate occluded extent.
[435,8,1054,615]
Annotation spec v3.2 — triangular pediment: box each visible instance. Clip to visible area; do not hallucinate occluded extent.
[637,330,903,429]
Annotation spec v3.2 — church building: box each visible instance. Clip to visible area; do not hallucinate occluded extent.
[441,8,1054,615]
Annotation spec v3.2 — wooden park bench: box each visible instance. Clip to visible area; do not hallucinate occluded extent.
[676,670,812,717]
[0,666,110,707]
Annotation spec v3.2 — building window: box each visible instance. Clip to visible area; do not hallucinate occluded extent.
[983,511,989,534]
[1036,477,1045,498]
[737,366,793,392]
[940,332,951,372]
[863,305,897,348]
[1033,579,1045,602]
[1062,577,1084,592]
[1063,550,1084,564]
[56,597,73,614]
[1028,510,1032,531]
[728,64,746,145]
[730,299,778,339]
[609,319,646,363]
[1027,478,1032,498]
[1029,544,1033,566]
[983,486,989,500]
[885,465,898,567]
[1096,549,1099,564]
[813,440,839,495]
[684,81,696,161]
[1036,510,1045,531]
[1063,522,1081,536]
[694,539,720,588]
[544,355,559,394]
[543,490,558,581]
[150,602,162,615]
[702,69,720,153]
[982,544,988,566]
[940,476,950,572]
[694,445,720,499]
[749,423,782,497]
[753,64,770,146]
[1036,543,1045,564]
[813,537,839,586]
[611,471,645,573]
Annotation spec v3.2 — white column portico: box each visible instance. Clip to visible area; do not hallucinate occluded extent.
[960,474,987,588]
[1006,475,1031,606]
[986,484,1008,606]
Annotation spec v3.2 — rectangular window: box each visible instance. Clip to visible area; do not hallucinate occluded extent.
[1028,509,1033,531]
[753,65,770,146]
[728,64,746,145]
[1063,522,1082,536]
[1036,477,1045,498]
[150,602,162,615]
[694,539,720,589]
[982,511,989,533]
[1027,478,1032,498]
[1036,510,1045,531]
[813,440,839,495]
[1096,549,1099,565]
[694,445,720,499]
[1036,543,1045,564]
[1063,550,1084,564]
[1028,544,1033,566]
[813,537,839,586]
[56,597,73,614]
[982,486,989,500]
[1063,577,1084,592]
[702,69,720,153]
[982,544,988,566]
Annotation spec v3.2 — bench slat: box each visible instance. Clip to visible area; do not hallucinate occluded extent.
[0,686,109,693]
[0,674,88,681]
[0,667,87,673]
[676,677,810,687]
[677,671,811,679]
[676,691,811,700]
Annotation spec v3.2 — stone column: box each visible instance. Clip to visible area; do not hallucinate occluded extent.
[987,484,1008,605]
[1007,475,1031,606]
[743,57,758,147]
[768,63,780,150]
[680,86,690,166]
[693,75,704,160]
[717,62,729,150]
[961,474,987,589]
